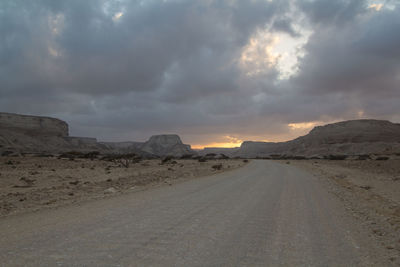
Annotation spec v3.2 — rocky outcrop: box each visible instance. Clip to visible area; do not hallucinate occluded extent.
[0,112,68,137]
[235,120,400,158]
[140,134,195,157]
[0,112,107,154]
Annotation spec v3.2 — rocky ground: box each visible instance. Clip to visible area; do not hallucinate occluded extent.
[289,158,400,264]
[0,156,246,217]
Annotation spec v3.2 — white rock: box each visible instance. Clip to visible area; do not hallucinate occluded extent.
[104,187,117,194]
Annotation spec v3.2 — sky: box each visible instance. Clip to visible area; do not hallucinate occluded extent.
[1,0,399,148]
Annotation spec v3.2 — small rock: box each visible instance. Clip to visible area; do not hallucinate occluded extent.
[360,185,372,190]
[104,187,117,194]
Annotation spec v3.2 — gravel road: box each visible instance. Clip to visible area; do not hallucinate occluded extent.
[0,160,388,266]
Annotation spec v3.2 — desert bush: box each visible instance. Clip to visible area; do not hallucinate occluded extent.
[35,153,54,158]
[58,151,83,159]
[198,157,207,162]
[375,156,389,161]
[180,154,193,159]
[356,154,371,160]
[1,151,14,157]
[360,185,372,190]
[219,154,230,159]
[82,151,100,159]
[161,155,174,164]
[243,159,249,163]
[212,163,223,170]
[101,153,141,167]
[324,155,348,160]
[286,156,306,160]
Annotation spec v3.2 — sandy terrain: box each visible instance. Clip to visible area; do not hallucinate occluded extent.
[290,159,400,264]
[0,160,393,266]
[0,156,246,217]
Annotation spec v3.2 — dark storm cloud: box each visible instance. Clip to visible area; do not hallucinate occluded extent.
[1,0,400,144]
[288,1,400,118]
[298,0,366,26]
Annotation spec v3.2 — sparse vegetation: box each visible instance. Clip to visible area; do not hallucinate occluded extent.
[212,163,223,170]
[101,153,142,168]
[375,156,389,161]
[356,154,371,160]
[324,155,348,160]
[0,156,246,217]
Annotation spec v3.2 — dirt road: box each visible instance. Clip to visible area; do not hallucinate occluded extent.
[0,160,390,266]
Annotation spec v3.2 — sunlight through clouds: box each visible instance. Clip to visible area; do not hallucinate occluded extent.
[112,12,124,22]
[368,3,384,11]
[239,28,310,80]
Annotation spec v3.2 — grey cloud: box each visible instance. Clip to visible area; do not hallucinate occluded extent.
[298,0,367,26]
[1,0,400,144]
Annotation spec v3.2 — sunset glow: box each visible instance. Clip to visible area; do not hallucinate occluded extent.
[288,122,320,130]
[191,135,243,149]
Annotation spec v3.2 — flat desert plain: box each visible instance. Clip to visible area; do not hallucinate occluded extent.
[0,156,246,217]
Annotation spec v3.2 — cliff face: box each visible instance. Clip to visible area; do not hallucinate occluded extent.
[0,112,68,137]
[235,120,400,158]
[140,134,195,157]
[0,112,106,154]
[298,120,400,145]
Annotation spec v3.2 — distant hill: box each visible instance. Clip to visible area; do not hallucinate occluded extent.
[0,112,195,157]
[0,112,107,154]
[2,112,399,158]
[234,120,400,158]
[140,134,196,157]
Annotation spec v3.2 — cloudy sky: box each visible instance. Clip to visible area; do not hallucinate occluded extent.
[1,0,399,148]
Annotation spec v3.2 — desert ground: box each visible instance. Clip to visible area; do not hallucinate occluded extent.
[1,160,396,266]
[0,155,246,217]
[289,158,400,263]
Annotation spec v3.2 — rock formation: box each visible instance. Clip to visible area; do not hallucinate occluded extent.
[234,120,400,158]
[2,112,399,159]
[0,112,68,137]
[140,134,195,157]
[0,112,106,154]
